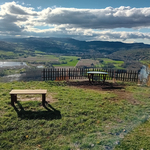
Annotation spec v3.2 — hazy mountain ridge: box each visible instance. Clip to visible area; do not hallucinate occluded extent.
[1,37,150,65]
[2,37,150,53]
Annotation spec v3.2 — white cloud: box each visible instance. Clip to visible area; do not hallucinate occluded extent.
[0,2,150,43]
[0,1,37,15]
[37,6,42,10]
[40,6,150,29]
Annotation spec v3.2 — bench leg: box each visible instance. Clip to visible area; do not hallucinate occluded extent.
[102,75,107,84]
[88,74,94,83]
[42,94,46,106]
[11,94,17,106]
[91,74,94,82]
[14,94,17,103]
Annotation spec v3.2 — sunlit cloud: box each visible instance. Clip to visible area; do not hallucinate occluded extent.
[0,1,150,43]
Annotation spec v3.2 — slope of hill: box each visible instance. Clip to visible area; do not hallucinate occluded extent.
[1,37,150,70]
[2,37,150,55]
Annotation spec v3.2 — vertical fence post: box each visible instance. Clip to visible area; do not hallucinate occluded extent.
[135,71,137,83]
[52,68,54,81]
[50,68,51,80]
[125,70,127,82]
[45,69,47,80]
[130,70,132,82]
[62,68,63,80]
[66,69,69,81]
[75,68,76,80]
[79,68,81,79]
[136,71,139,83]
[113,69,116,83]
[64,68,66,80]
[43,69,45,81]
[69,68,70,80]
[48,68,49,80]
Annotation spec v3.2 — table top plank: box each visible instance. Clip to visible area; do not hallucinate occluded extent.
[87,71,108,74]
[9,90,47,94]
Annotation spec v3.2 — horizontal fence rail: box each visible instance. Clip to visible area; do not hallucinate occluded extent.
[42,68,139,82]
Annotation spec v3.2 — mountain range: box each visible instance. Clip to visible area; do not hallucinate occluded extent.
[1,37,150,69]
[2,37,150,55]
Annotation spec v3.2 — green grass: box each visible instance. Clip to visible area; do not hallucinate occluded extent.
[0,50,15,56]
[43,55,59,60]
[34,50,46,54]
[0,81,150,149]
[96,58,124,69]
[29,55,59,62]
[99,58,124,64]
[140,60,150,66]
[114,85,150,150]
[115,119,150,149]
[59,56,79,59]
[54,56,79,67]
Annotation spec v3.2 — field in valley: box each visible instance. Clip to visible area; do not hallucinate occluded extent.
[0,48,125,69]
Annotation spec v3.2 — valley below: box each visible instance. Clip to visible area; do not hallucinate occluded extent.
[0,37,150,82]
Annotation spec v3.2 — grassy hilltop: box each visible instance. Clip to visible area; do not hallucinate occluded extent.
[0,80,150,150]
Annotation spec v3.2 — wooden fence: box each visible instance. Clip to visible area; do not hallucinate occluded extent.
[42,68,139,82]
[42,68,138,82]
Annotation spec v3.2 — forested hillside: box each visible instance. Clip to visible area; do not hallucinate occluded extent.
[3,37,150,55]
[1,37,150,69]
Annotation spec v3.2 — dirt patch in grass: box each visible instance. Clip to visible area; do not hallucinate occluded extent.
[112,91,140,105]
[76,59,98,67]
[67,80,124,91]
[67,80,140,105]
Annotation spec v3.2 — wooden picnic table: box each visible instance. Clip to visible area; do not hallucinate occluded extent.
[87,71,108,83]
[9,90,47,106]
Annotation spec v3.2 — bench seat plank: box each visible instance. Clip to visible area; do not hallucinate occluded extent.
[9,90,47,94]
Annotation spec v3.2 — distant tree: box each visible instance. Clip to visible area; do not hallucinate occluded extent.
[61,61,67,64]
[91,63,94,67]
[59,57,66,60]
[99,60,104,63]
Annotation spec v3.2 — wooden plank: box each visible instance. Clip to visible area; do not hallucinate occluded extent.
[52,69,54,80]
[134,71,137,82]
[74,68,77,79]
[69,68,70,79]
[47,69,49,80]
[50,68,52,80]
[78,68,80,79]
[45,69,47,80]
[10,90,47,94]
[130,70,132,82]
[123,70,125,81]
[42,69,45,81]
[76,68,78,79]
[63,68,66,80]
[73,69,74,79]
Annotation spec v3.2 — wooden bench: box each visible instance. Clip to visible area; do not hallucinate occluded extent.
[9,90,47,106]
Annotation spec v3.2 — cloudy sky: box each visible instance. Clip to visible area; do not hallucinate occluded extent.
[0,0,150,44]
